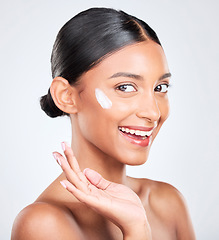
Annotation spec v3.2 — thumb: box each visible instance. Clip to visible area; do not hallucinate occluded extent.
[83,168,111,190]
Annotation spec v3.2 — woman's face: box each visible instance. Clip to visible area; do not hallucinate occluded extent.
[74,41,171,165]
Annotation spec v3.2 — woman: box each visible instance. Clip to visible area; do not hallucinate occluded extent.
[11,7,195,240]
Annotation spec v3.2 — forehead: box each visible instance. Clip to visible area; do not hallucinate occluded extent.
[81,41,169,82]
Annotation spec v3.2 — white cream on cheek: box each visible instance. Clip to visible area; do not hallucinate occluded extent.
[95,88,112,109]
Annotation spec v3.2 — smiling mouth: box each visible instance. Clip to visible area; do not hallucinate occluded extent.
[118,126,154,147]
[118,127,153,139]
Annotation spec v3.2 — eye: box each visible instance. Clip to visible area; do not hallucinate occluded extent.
[154,84,169,93]
[116,84,137,93]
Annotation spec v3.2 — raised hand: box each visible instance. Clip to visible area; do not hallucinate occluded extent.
[52,142,152,240]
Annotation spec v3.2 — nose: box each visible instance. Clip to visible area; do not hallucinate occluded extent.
[136,92,160,122]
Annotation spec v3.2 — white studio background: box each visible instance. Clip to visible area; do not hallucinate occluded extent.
[0,0,218,239]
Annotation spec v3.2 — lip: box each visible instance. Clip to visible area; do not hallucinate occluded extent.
[118,126,154,147]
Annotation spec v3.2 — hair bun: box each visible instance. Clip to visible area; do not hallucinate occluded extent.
[40,89,67,118]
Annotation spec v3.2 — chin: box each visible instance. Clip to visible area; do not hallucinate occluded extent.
[118,148,151,166]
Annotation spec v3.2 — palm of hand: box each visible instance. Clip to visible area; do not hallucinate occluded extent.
[53,143,147,234]
[84,173,146,228]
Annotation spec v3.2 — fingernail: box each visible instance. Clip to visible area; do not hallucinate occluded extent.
[53,153,61,166]
[83,168,89,174]
[60,181,67,189]
[64,141,70,147]
[61,142,65,151]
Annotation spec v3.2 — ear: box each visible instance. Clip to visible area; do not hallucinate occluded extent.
[50,77,78,114]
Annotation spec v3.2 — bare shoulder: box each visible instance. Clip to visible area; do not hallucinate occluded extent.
[137,178,196,239]
[151,181,188,219]
[11,202,84,240]
[131,177,185,216]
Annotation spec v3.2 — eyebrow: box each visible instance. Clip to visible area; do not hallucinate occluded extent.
[109,72,172,81]
[159,72,172,81]
[109,72,143,80]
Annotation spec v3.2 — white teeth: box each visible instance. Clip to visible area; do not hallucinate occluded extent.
[119,127,153,137]
[136,130,140,135]
[146,130,153,136]
[130,130,135,134]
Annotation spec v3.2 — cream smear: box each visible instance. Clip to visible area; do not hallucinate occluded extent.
[95,88,112,109]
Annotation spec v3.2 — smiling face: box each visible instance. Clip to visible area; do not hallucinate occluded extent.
[73,40,171,165]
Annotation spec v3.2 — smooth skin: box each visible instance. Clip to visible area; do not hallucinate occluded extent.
[11,41,196,240]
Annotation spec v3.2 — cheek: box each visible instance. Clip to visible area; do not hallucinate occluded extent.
[77,91,116,138]
[93,89,131,124]
[95,88,112,109]
[150,96,169,141]
[158,95,170,123]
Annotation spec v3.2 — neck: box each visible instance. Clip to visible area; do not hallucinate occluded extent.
[70,120,127,185]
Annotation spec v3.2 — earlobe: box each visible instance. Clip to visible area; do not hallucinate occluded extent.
[50,77,78,114]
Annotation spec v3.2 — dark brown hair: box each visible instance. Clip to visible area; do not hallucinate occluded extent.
[40,7,161,118]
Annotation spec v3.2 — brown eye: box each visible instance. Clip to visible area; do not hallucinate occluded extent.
[116,84,137,92]
[154,84,169,93]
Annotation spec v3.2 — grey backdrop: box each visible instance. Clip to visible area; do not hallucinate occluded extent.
[1,0,218,239]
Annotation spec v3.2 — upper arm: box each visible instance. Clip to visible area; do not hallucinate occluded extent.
[150,181,196,240]
[11,203,84,240]
[172,189,196,240]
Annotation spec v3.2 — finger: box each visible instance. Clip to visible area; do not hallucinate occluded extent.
[83,168,111,190]
[61,142,88,183]
[61,142,80,172]
[53,151,86,191]
[60,180,87,203]
[61,179,113,215]
[60,180,99,207]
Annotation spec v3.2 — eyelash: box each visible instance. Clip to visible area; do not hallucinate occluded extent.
[154,83,170,93]
[116,83,170,93]
[116,84,137,93]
